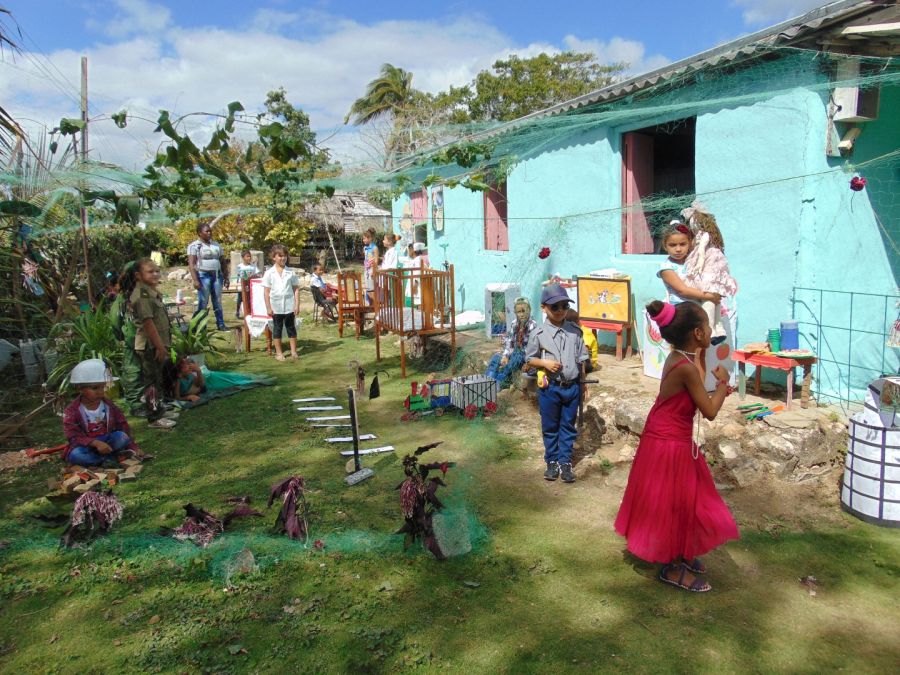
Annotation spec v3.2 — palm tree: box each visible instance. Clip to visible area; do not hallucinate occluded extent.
[344,63,418,126]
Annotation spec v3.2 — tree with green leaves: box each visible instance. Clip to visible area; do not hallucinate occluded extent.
[344,64,419,126]
[460,52,625,122]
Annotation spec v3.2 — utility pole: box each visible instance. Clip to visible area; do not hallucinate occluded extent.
[79,55,94,306]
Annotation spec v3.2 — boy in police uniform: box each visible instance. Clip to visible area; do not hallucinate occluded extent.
[524,284,589,483]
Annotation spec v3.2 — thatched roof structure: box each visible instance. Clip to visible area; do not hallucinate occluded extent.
[301,192,390,234]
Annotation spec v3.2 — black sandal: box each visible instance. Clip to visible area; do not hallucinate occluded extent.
[658,563,712,593]
[683,557,706,575]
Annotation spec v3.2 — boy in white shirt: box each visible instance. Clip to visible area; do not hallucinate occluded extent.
[262,244,300,361]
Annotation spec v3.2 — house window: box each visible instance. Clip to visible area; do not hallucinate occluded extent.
[410,189,428,223]
[484,181,509,251]
[621,117,695,254]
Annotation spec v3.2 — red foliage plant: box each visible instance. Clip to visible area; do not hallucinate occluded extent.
[268,476,309,543]
[395,442,456,559]
[170,499,262,548]
[61,490,123,548]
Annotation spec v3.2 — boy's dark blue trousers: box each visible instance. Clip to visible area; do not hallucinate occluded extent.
[537,381,580,464]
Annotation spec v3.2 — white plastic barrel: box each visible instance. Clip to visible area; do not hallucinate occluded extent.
[841,377,900,528]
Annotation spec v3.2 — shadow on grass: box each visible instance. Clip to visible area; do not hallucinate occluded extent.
[1,320,899,672]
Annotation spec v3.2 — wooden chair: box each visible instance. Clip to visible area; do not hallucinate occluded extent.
[336,270,372,339]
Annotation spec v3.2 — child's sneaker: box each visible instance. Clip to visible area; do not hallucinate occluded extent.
[148,417,177,430]
[544,462,560,481]
[559,462,576,483]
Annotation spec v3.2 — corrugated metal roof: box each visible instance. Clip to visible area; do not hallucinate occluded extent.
[391,1,890,176]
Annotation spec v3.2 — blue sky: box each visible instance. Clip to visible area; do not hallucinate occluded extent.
[1,0,829,167]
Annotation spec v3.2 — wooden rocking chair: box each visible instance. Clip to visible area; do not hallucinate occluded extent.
[336,270,372,339]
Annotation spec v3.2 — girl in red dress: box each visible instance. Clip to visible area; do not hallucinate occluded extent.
[615,300,739,592]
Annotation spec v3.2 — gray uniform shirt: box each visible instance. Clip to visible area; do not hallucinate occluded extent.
[524,321,589,382]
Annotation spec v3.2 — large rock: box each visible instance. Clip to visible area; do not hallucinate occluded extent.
[613,399,652,435]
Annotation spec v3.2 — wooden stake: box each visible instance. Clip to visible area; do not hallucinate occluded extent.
[79,55,93,307]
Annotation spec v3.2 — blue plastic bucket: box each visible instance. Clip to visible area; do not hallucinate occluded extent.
[780,320,799,351]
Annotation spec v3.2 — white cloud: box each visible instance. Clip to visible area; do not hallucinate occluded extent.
[85,0,171,39]
[731,0,829,26]
[1,10,672,170]
[248,9,301,33]
[563,35,671,77]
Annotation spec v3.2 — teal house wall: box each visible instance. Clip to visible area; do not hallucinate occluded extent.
[392,52,899,403]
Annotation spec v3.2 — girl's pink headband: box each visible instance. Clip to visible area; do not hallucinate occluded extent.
[654,302,676,327]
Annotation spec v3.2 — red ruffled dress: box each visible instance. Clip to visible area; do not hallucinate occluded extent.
[614,360,739,563]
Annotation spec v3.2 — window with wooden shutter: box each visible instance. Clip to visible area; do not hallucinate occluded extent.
[621,118,695,254]
[410,189,428,223]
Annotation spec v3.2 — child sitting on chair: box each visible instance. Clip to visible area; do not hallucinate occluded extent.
[486,297,537,388]
[63,358,142,467]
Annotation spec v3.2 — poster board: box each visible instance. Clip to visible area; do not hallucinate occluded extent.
[432,186,444,234]
[577,277,632,325]
[642,299,737,389]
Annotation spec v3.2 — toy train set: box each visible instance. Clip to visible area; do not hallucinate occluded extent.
[402,375,498,421]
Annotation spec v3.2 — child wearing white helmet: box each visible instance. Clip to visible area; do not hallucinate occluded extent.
[62,358,142,467]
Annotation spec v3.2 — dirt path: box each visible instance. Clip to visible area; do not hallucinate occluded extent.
[493,361,847,536]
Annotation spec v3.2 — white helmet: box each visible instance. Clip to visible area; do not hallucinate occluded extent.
[70,358,119,385]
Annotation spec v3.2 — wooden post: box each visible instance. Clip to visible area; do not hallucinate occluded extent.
[801,364,813,409]
[79,55,94,307]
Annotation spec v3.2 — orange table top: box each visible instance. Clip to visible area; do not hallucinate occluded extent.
[732,349,817,369]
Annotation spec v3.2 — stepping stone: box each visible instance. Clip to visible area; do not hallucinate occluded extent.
[306,415,351,421]
[310,424,351,428]
[292,397,336,403]
[296,406,343,411]
[325,434,376,443]
[339,445,395,457]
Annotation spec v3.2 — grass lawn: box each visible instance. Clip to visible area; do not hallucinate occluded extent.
[0,312,898,673]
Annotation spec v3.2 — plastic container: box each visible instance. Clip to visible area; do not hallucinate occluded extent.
[767,329,781,352]
[780,320,799,351]
[841,377,900,527]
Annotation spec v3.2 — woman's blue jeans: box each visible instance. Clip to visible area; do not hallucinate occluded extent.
[195,271,225,328]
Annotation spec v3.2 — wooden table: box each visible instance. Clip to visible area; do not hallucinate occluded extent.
[581,319,633,361]
[732,350,817,409]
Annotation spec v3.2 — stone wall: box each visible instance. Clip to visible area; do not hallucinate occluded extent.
[582,391,848,488]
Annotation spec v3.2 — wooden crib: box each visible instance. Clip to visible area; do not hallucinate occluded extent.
[373,265,456,377]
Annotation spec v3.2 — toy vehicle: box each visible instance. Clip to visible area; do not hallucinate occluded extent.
[402,375,498,421]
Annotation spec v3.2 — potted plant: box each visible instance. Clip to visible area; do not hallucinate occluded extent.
[171,309,222,368]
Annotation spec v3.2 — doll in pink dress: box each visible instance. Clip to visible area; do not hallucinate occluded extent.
[680,203,737,346]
